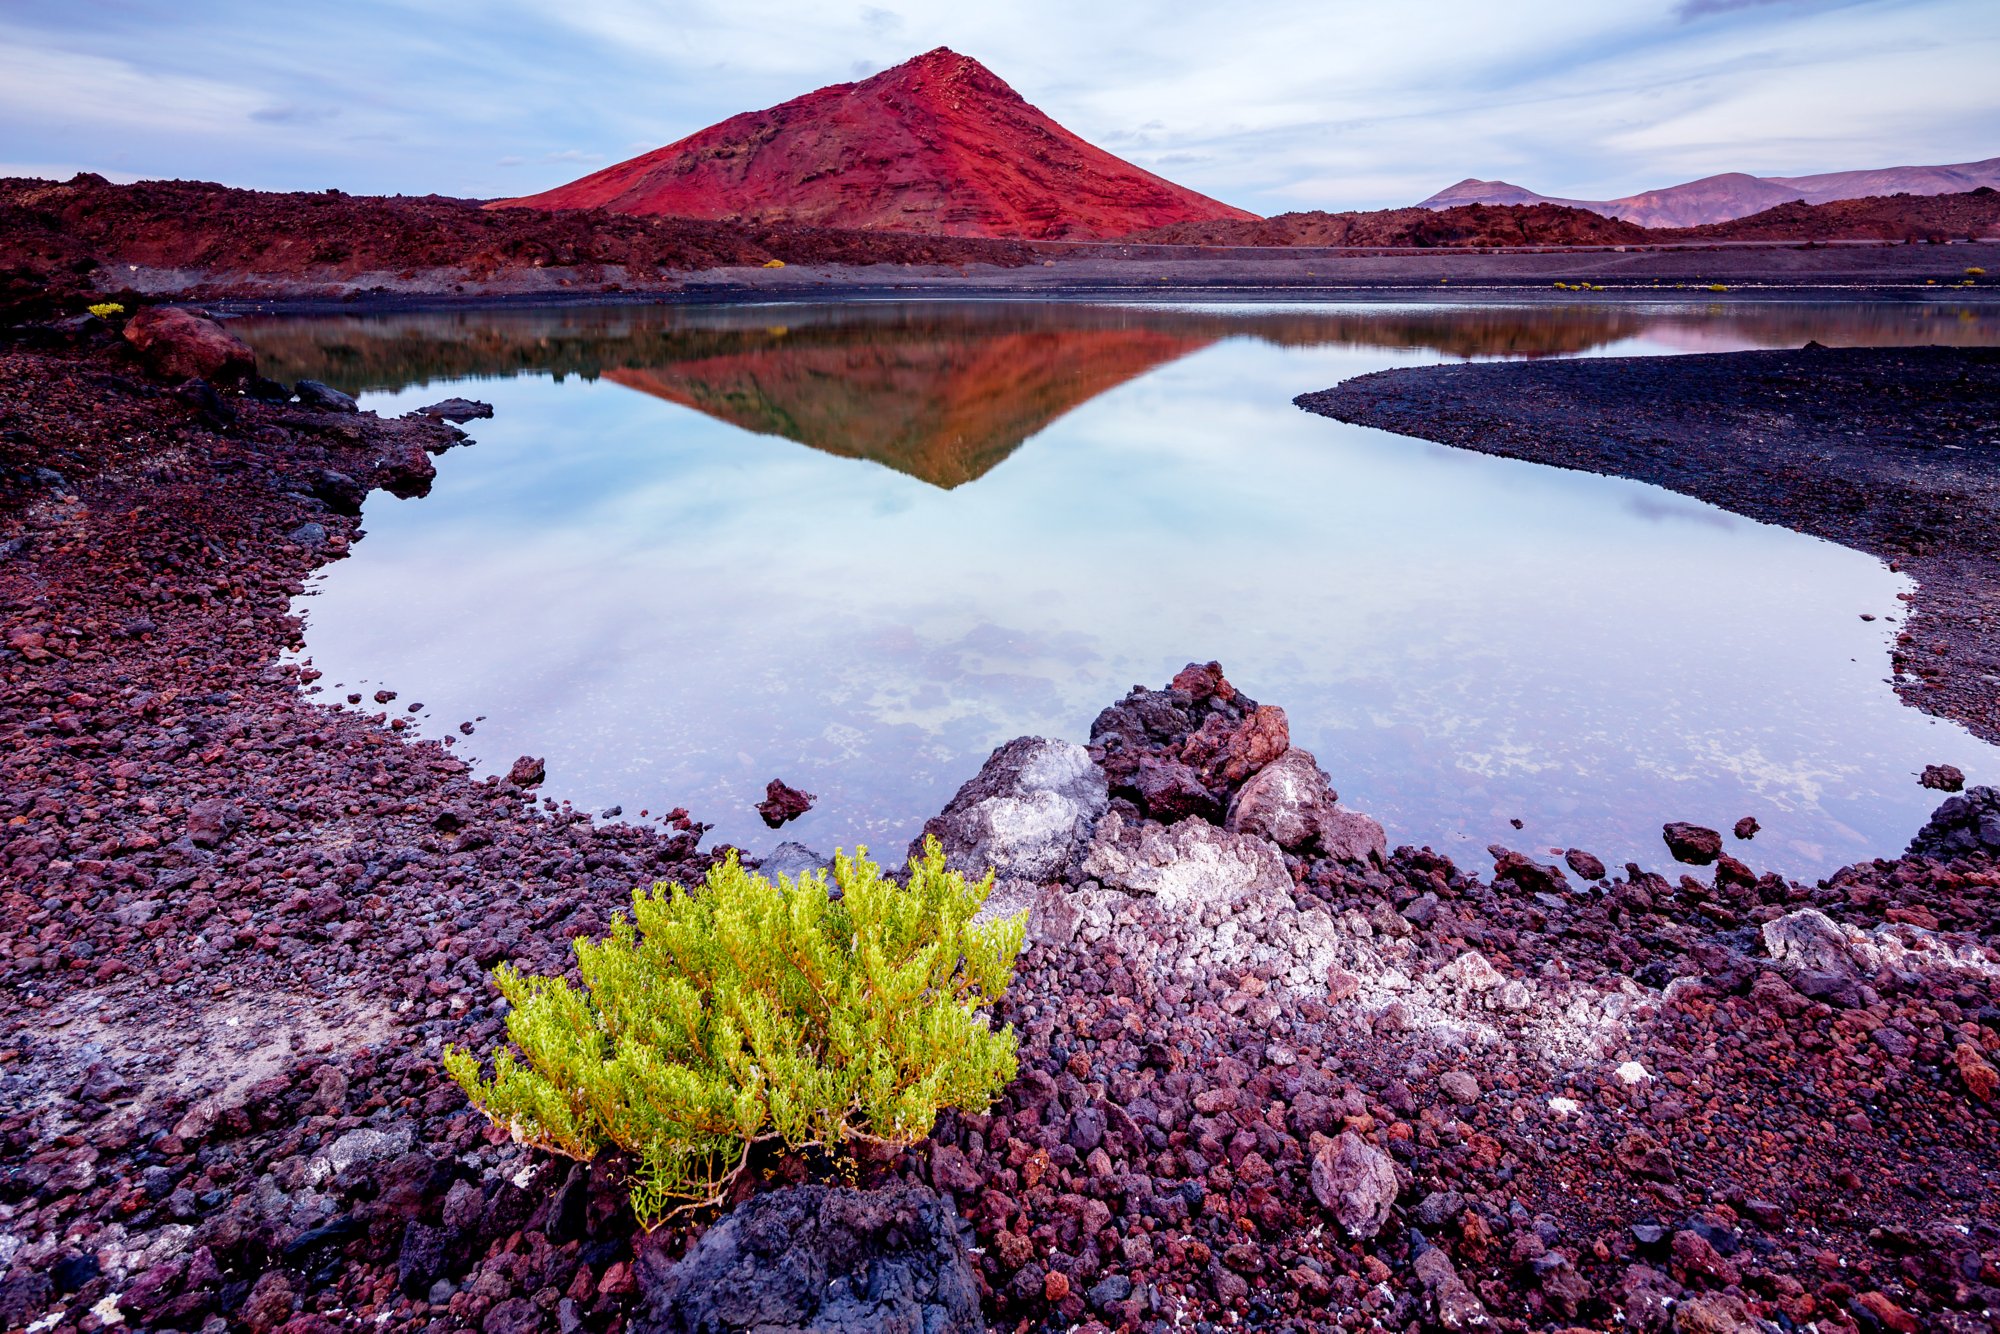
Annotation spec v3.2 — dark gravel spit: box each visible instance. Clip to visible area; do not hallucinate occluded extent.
[1298,345,2000,747]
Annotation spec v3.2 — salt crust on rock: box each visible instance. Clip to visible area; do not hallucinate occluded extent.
[1762,906,2000,982]
[915,736,1107,883]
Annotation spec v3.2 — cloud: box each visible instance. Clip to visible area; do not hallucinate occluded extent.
[251,103,339,125]
[1676,0,1836,17]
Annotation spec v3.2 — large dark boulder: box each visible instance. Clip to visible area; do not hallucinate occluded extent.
[632,1183,981,1334]
[1908,785,2000,859]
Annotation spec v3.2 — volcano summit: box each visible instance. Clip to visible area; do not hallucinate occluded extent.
[489,47,1255,240]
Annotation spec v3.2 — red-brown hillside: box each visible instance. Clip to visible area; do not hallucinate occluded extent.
[489,48,1255,241]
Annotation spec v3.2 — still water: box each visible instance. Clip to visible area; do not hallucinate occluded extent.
[237,299,2000,877]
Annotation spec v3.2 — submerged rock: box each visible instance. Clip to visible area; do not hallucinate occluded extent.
[915,736,1106,881]
[631,1183,979,1334]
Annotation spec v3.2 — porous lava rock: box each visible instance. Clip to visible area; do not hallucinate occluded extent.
[1907,785,2000,858]
[1090,664,1293,826]
[1920,763,1966,792]
[1309,1130,1401,1238]
[1564,847,1607,880]
[1662,821,1723,865]
[121,305,255,385]
[756,778,815,829]
[915,736,1107,881]
[1081,811,1290,910]
[1224,746,1386,863]
[630,1183,980,1334]
[493,48,1255,241]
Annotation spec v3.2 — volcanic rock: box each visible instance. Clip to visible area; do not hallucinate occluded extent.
[1907,785,2000,858]
[630,1183,979,1334]
[492,48,1254,241]
[506,755,546,788]
[1308,1130,1399,1238]
[755,779,815,829]
[1181,703,1289,789]
[1220,745,1385,864]
[1081,812,1289,910]
[1733,816,1759,840]
[411,397,493,423]
[1223,746,1332,850]
[122,305,255,385]
[1920,763,1966,792]
[756,841,830,882]
[1662,821,1723,865]
[294,379,358,413]
[915,736,1107,880]
[1564,847,1607,880]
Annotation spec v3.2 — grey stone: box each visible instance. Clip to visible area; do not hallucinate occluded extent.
[1309,1130,1399,1238]
[757,841,830,883]
[915,736,1107,883]
[411,397,494,423]
[1081,812,1289,911]
[632,1183,979,1334]
[294,379,359,413]
[1224,746,1335,853]
[306,1125,413,1185]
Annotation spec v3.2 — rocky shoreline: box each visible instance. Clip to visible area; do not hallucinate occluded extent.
[1,314,1997,1334]
[8,176,2000,309]
[1299,346,2000,748]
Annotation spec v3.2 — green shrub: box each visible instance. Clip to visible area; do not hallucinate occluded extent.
[443,838,1023,1229]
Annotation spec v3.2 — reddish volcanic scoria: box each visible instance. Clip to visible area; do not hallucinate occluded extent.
[489,47,1255,241]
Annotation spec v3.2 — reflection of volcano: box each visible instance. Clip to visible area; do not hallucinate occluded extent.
[602,328,1214,488]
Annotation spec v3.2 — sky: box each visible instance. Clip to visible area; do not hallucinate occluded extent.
[4,0,1996,213]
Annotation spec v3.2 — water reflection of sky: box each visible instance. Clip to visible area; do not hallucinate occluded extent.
[256,301,2000,879]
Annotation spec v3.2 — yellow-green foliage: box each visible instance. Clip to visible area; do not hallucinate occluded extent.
[443,838,1023,1229]
[86,302,124,318]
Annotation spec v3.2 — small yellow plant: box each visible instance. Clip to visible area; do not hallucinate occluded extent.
[1706,283,1728,292]
[762,258,786,269]
[1967,267,1986,276]
[444,839,1023,1229]
[86,302,124,318]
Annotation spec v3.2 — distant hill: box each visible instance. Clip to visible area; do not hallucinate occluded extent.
[1419,157,2000,227]
[488,48,1256,241]
[1138,191,2000,247]
[1134,203,1648,247]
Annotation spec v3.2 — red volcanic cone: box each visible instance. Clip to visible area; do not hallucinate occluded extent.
[489,47,1256,241]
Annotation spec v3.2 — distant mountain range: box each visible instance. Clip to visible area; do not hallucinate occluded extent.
[1419,158,2000,227]
[491,47,1254,241]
